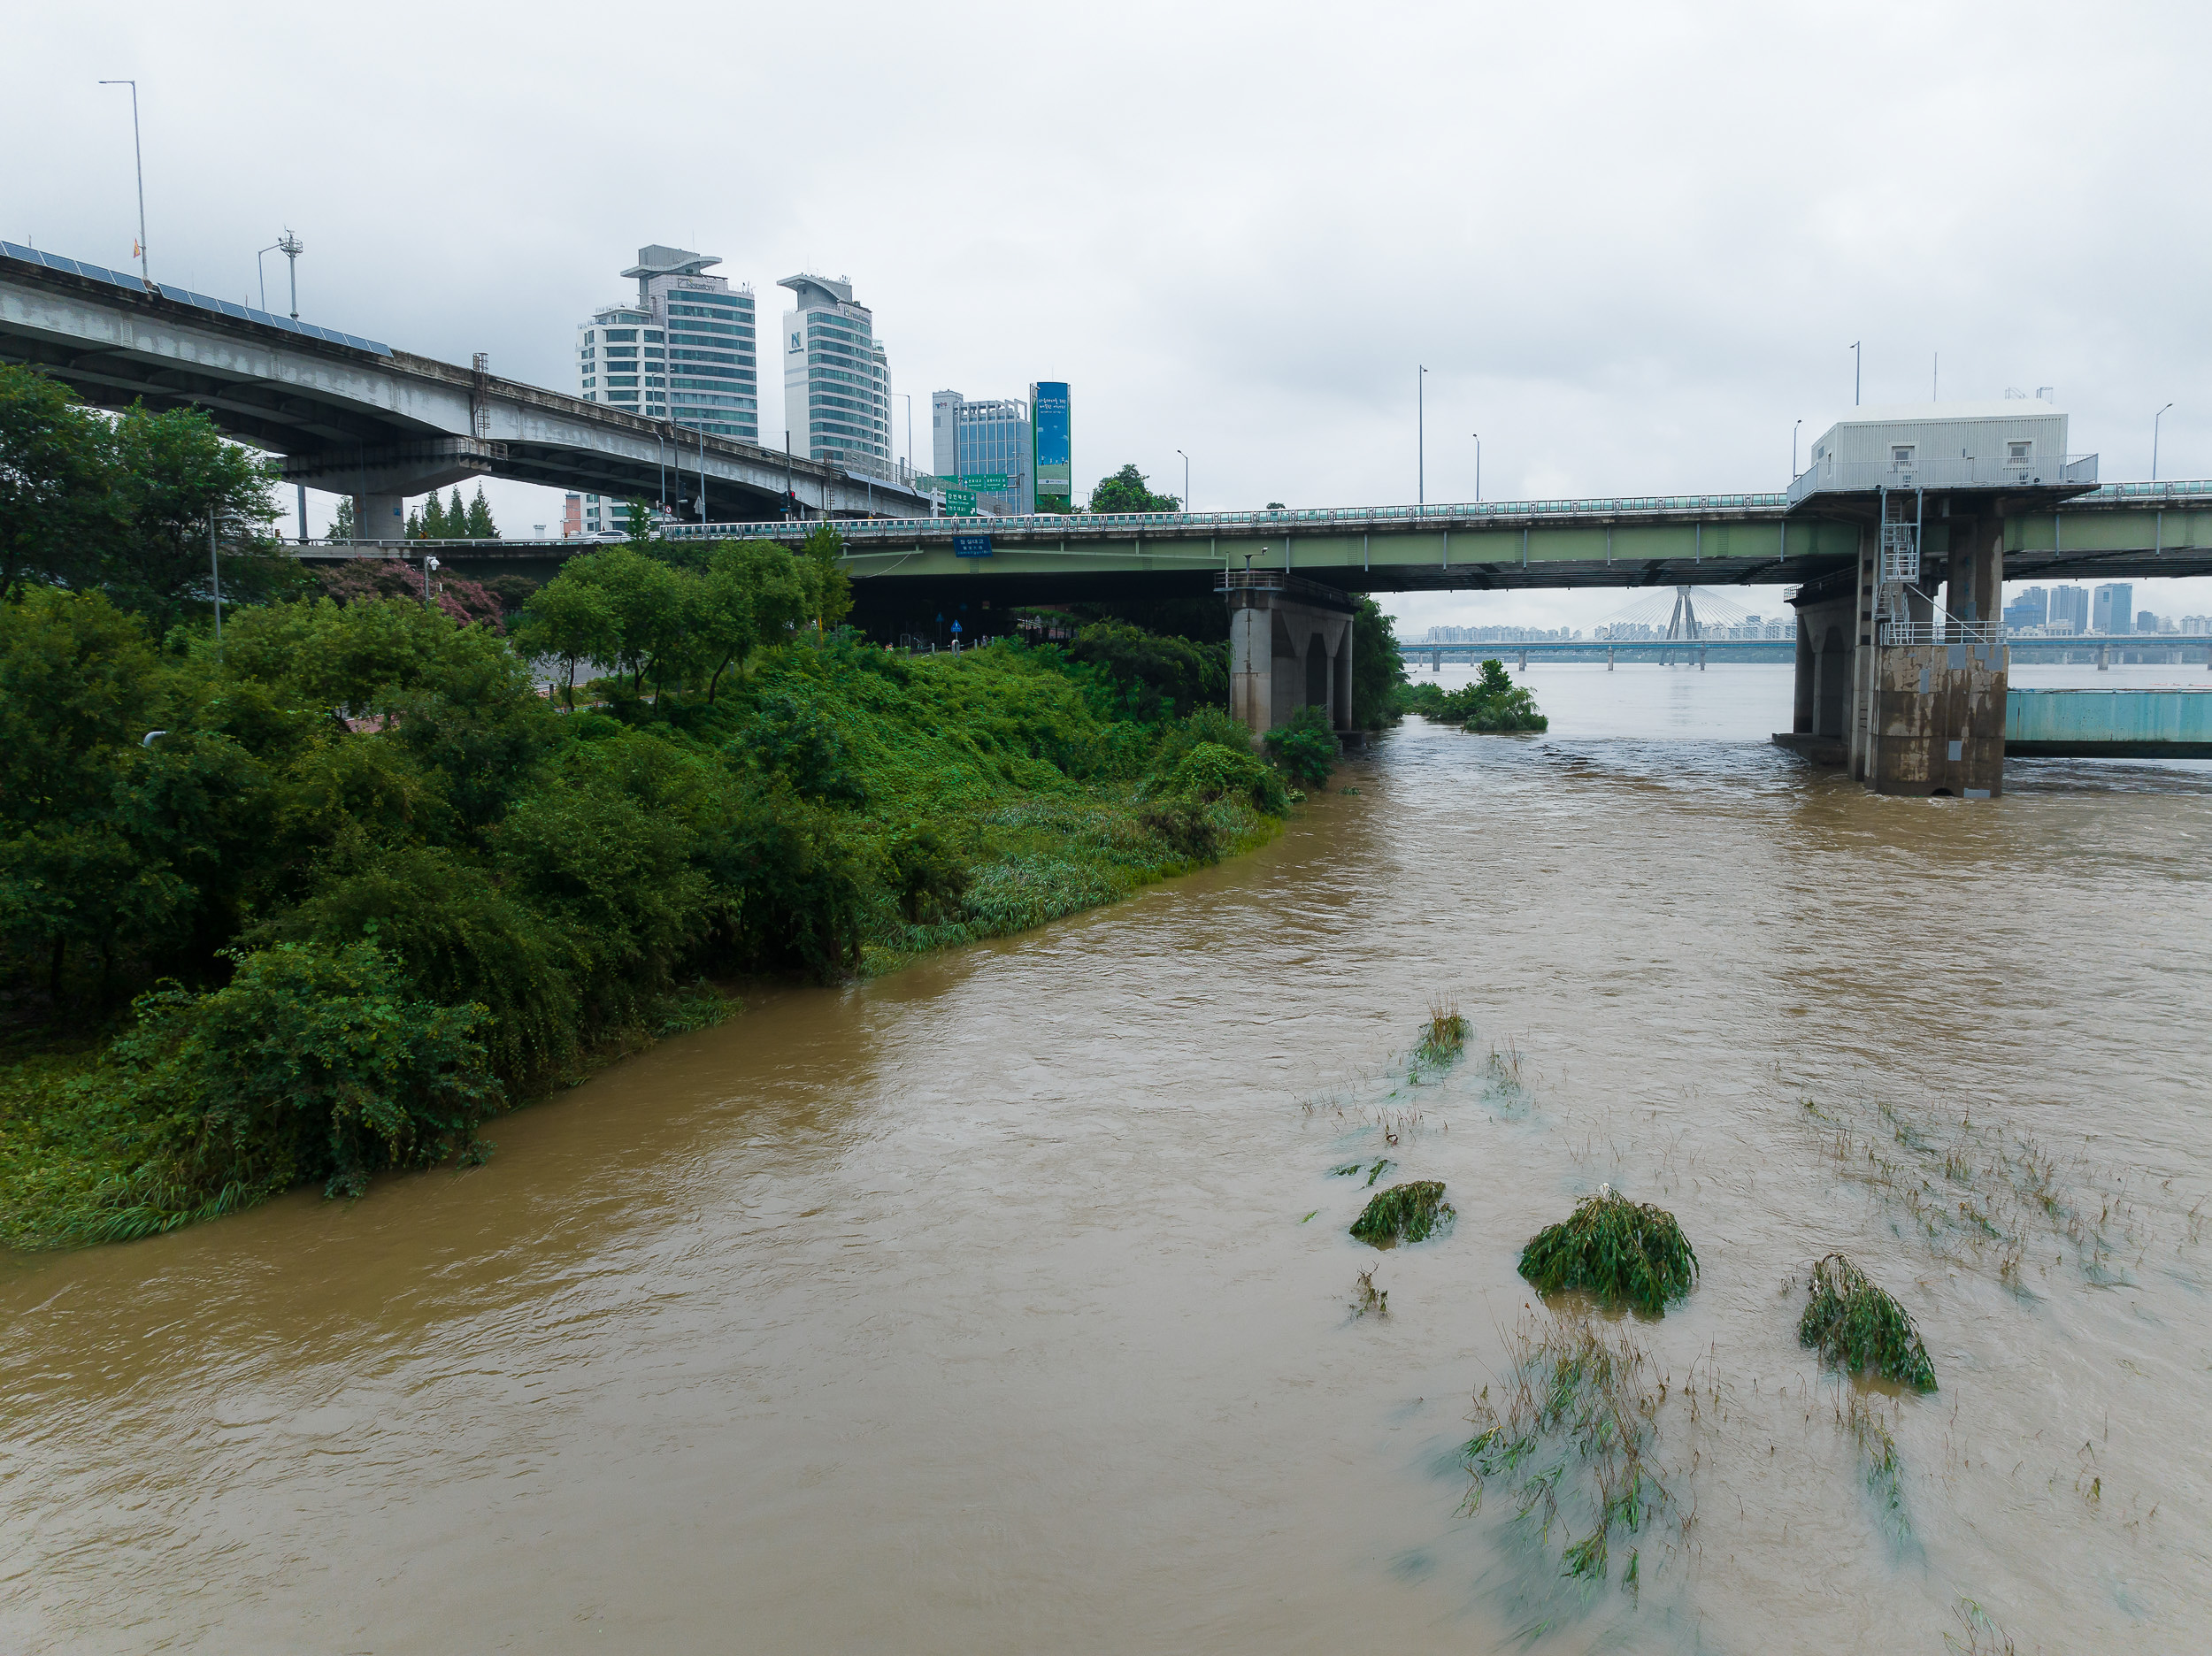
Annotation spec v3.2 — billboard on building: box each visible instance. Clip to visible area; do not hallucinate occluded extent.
[1031,381,1071,510]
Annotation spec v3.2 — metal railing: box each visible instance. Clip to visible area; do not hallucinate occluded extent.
[1789,454,2099,507]
[669,491,1804,544]
[1876,621,2008,647]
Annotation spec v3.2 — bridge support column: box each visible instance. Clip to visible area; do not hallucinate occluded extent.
[1865,515,2008,797]
[281,438,497,544]
[1224,574,1355,741]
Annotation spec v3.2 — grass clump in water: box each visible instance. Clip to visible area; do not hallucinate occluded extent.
[1415,998,1470,1067]
[1799,1254,1937,1391]
[1350,1180,1454,1246]
[1518,1187,1698,1315]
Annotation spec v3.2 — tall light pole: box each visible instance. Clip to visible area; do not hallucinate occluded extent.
[278,228,303,318]
[1851,341,1862,406]
[1792,418,1803,479]
[98,80,150,288]
[2154,402,2175,482]
[895,392,912,483]
[1417,365,1428,505]
[1176,448,1189,513]
[1471,433,1480,503]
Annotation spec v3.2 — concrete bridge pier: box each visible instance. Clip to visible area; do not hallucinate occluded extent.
[280,438,499,543]
[1783,511,2008,795]
[1221,571,1355,740]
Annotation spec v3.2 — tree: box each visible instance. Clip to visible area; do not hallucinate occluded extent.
[446,487,468,538]
[798,522,853,634]
[104,404,287,629]
[0,365,121,600]
[511,572,619,709]
[328,497,357,540]
[415,492,446,540]
[464,484,497,539]
[1350,596,1408,730]
[624,496,658,544]
[1087,464,1180,515]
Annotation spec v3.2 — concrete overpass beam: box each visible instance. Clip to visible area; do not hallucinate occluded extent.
[282,438,498,543]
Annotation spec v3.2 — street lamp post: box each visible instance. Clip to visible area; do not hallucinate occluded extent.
[98,80,150,288]
[1471,433,1480,503]
[2154,402,2175,482]
[1177,448,1189,513]
[1851,341,1862,406]
[1793,418,1803,480]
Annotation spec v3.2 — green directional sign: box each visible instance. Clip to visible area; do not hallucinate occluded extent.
[944,487,977,517]
[958,473,1013,492]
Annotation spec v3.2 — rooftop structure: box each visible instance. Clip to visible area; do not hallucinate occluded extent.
[1790,398,2096,505]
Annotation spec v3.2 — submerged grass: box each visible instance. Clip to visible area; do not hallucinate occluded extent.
[1463,1312,1671,1592]
[1799,1254,1937,1391]
[1519,1188,1698,1316]
[1415,998,1470,1067]
[1843,1391,1909,1526]
[1350,1180,1454,1246]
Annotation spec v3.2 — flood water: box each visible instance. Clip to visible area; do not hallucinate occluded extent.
[5,664,2210,1652]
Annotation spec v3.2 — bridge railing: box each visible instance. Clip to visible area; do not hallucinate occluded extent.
[672,490,1809,545]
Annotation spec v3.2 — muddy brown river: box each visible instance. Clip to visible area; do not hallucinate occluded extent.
[5,664,2208,1652]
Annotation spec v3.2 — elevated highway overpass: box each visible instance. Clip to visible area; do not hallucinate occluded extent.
[0,242,931,530]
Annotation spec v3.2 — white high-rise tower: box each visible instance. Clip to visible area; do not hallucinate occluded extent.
[779,273,891,477]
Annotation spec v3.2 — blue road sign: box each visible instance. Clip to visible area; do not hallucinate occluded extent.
[953,535,994,557]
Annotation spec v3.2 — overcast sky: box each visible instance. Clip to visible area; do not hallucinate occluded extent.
[12,0,2210,632]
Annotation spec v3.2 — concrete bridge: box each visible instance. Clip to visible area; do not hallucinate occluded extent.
[0,242,932,532]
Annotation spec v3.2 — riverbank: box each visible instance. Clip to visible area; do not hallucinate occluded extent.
[0,584,1300,1248]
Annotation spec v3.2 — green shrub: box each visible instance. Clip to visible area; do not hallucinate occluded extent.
[1799,1254,1937,1391]
[84,941,501,1230]
[1063,620,1228,720]
[1136,799,1224,863]
[1169,740,1289,814]
[887,825,970,923]
[1263,704,1339,790]
[735,690,868,804]
[252,846,581,1091]
[1518,1189,1698,1315]
[1350,1180,1455,1246]
[1390,679,1450,718]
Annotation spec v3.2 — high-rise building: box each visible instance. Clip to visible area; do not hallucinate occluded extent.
[2047,586,2089,634]
[2139,610,2162,634]
[1031,381,1071,511]
[779,273,891,478]
[2003,586,2049,630]
[2093,582,2135,634]
[930,390,1033,513]
[574,245,758,441]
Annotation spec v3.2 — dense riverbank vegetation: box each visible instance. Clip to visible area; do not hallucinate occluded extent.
[0,366,1392,1244]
